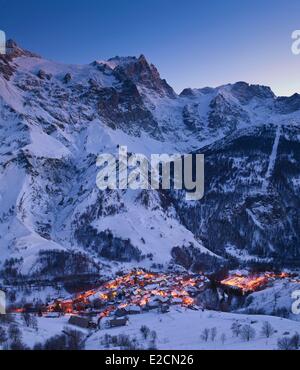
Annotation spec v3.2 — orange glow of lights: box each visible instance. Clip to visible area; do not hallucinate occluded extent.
[183,297,194,306]
[221,275,269,292]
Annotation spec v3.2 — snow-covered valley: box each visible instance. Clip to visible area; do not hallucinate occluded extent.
[2,306,300,350]
[1,39,300,350]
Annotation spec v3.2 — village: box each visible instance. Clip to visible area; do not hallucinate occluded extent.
[8,269,299,331]
[220,272,293,294]
[43,270,209,329]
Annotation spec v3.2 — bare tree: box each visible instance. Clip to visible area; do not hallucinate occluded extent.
[200,328,210,342]
[44,334,67,350]
[63,327,85,350]
[150,330,157,349]
[140,325,150,340]
[277,337,295,351]
[240,324,256,342]
[8,324,22,343]
[220,333,226,345]
[273,290,281,312]
[0,327,7,345]
[261,321,275,338]
[33,342,44,350]
[0,314,15,324]
[10,339,29,350]
[22,313,38,330]
[231,321,241,337]
[210,327,217,342]
[31,315,38,331]
[290,333,300,350]
[22,312,31,327]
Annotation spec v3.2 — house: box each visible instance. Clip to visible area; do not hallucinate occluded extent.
[172,297,183,304]
[125,305,141,315]
[147,300,159,310]
[109,317,129,328]
[160,304,170,314]
[154,296,169,304]
[68,315,92,329]
[60,300,74,313]
[115,308,127,317]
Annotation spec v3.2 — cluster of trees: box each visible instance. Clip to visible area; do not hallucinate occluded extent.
[1,312,87,351]
[231,321,256,341]
[21,312,38,330]
[200,327,228,345]
[140,325,158,349]
[241,258,299,272]
[200,321,277,346]
[34,328,85,350]
[231,321,275,342]
[101,334,141,350]
[36,250,99,277]
[100,326,158,350]
[200,327,229,345]
[277,333,300,351]
[0,324,29,350]
[0,313,40,350]
[200,327,218,342]
[0,258,23,279]
[0,327,7,346]
[171,245,230,274]
[231,320,300,350]
[75,226,142,263]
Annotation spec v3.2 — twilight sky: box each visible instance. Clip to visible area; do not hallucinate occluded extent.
[0,0,300,96]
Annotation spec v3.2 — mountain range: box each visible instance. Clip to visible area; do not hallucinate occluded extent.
[1,40,300,284]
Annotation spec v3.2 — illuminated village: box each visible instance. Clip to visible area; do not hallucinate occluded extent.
[220,272,292,293]
[8,269,299,331]
[3,266,299,350]
[43,270,209,323]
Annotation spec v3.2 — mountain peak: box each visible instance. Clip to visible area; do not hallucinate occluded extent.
[5,39,40,58]
[230,81,275,103]
[101,54,176,98]
[138,54,147,62]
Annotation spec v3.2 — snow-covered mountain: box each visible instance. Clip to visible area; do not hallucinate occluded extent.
[1,40,300,283]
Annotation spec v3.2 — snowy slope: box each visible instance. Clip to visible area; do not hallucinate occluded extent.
[5,308,300,350]
[87,308,300,350]
[0,40,300,282]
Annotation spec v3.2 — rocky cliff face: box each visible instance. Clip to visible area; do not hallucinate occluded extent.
[176,124,300,266]
[0,40,300,282]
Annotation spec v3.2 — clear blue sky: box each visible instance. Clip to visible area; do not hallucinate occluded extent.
[1,0,300,96]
